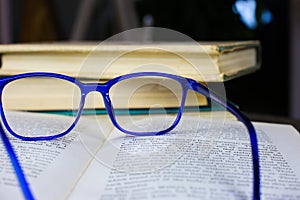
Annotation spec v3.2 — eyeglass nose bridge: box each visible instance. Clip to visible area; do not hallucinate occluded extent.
[80,82,122,132]
[81,83,108,94]
[80,83,112,106]
[81,82,114,110]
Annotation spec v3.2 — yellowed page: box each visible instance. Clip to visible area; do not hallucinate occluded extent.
[0,112,111,200]
[70,117,300,199]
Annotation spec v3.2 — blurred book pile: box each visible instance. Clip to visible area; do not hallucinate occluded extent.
[0,41,260,114]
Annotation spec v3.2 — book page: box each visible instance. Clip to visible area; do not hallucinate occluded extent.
[0,112,111,200]
[70,117,300,199]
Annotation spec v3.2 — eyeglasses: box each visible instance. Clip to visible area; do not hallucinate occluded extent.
[0,72,260,200]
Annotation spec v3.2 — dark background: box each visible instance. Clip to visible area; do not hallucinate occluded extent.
[2,0,291,118]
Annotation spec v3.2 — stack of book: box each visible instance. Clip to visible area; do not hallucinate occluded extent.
[0,41,260,112]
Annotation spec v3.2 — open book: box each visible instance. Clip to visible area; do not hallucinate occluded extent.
[0,112,300,199]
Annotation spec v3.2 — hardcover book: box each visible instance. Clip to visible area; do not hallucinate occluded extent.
[0,41,260,82]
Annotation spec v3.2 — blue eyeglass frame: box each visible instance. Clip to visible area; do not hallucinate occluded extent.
[0,72,260,200]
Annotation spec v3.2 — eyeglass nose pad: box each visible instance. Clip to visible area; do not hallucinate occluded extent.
[101,93,126,132]
[102,93,115,117]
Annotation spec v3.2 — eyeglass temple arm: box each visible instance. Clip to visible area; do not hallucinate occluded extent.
[189,79,260,200]
[0,123,35,200]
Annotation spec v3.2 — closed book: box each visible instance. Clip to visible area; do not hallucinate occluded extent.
[0,41,260,111]
[0,41,260,82]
